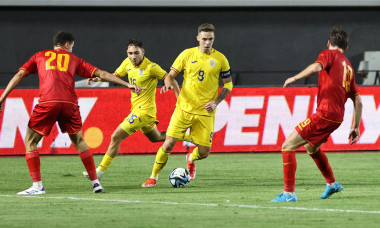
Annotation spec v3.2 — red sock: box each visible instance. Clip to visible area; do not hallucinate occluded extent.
[309,148,335,184]
[25,150,41,182]
[282,150,297,192]
[79,150,97,181]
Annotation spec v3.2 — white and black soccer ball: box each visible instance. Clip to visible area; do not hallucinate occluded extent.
[169,168,190,188]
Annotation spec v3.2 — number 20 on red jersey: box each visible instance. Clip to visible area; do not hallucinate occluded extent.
[45,51,70,72]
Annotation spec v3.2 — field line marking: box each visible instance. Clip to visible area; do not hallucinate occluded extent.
[1,194,380,214]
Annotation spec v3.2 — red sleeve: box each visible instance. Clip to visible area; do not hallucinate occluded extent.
[18,54,37,76]
[77,58,98,78]
[350,76,359,99]
[315,50,333,70]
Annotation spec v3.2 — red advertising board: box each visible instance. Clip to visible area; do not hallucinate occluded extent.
[0,87,379,155]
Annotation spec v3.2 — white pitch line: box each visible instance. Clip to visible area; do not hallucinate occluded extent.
[1,194,380,214]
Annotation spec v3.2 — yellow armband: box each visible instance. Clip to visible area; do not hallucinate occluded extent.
[223,82,233,91]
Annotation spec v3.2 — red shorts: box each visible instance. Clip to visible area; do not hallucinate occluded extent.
[28,102,82,136]
[295,113,341,147]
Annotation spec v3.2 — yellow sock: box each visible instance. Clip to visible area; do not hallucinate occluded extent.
[190,147,202,162]
[151,147,170,178]
[98,153,115,172]
[179,133,190,142]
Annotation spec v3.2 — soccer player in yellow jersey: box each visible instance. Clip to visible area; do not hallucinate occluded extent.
[142,23,233,187]
[83,39,189,180]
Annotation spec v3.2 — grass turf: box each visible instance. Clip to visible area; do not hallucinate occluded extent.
[1,152,380,228]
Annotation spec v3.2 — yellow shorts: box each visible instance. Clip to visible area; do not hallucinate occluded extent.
[119,110,158,135]
[166,107,214,147]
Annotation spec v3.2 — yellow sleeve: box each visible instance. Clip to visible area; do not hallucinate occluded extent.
[114,58,129,77]
[223,81,233,91]
[221,55,231,72]
[170,50,188,73]
[220,55,232,79]
[151,63,167,80]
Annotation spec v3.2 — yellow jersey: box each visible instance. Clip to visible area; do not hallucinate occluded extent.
[115,57,166,116]
[171,47,231,116]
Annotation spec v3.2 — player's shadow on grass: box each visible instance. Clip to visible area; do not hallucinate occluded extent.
[62,173,76,177]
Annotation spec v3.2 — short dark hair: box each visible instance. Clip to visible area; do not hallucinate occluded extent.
[53,31,75,47]
[329,27,349,50]
[198,23,215,34]
[128,38,143,48]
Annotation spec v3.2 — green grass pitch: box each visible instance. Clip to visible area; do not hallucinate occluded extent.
[1,152,380,228]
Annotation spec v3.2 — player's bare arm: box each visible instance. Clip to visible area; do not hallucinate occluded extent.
[86,73,122,85]
[160,69,180,97]
[172,79,181,98]
[349,94,363,145]
[94,69,146,95]
[205,77,232,112]
[0,70,27,113]
[283,62,323,88]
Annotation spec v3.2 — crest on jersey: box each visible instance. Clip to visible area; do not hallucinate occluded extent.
[138,69,144,77]
[209,59,216,68]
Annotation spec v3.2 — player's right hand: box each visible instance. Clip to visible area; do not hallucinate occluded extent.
[160,84,174,94]
[283,77,296,88]
[349,128,360,145]
[0,100,4,113]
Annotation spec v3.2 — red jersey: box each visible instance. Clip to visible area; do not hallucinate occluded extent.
[19,48,97,104]
[315,49,359,122]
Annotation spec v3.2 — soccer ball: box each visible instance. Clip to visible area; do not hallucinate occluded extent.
[169,168,190,188]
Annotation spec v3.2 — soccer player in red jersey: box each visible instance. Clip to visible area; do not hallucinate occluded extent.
[271,27,363,202]
[0,31,144,194]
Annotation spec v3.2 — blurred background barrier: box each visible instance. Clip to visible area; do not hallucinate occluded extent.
[357,51,380,85]
[1,3,380,88]
[1,87,379,155]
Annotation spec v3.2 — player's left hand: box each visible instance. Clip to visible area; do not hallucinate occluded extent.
[86,77,101,86]
[205,102,217,112]
[348,127,360,145]
[129,84,146,95]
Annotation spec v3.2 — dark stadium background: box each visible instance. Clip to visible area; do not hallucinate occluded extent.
[0,5,380,88]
